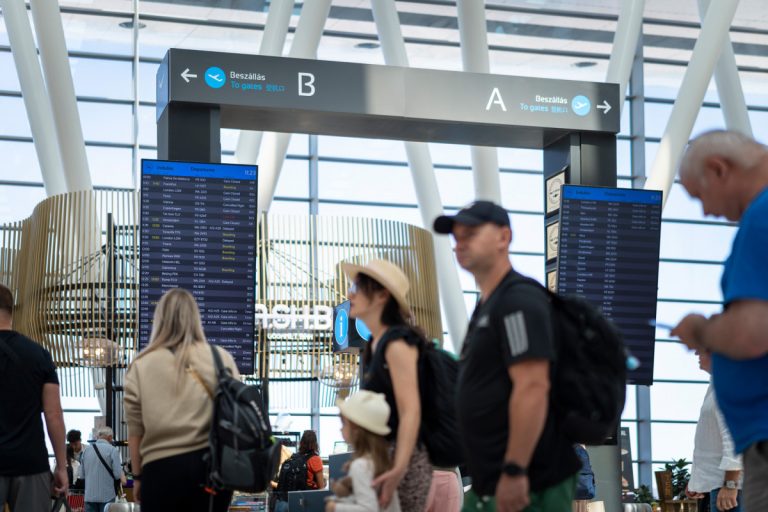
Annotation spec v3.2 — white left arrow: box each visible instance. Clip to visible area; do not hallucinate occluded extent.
[596,100,612,114]
[180,68,197,83]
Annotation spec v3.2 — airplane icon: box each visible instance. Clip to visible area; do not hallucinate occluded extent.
[203,66,226,88]
[573,101,587,110]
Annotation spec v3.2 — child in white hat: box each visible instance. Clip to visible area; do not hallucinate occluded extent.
[325,391,401,512]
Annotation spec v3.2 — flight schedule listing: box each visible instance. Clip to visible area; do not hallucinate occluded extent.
[139,160,258,374]
[557,185,662,386]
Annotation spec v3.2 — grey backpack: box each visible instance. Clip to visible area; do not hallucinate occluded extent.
[206,345,281,492]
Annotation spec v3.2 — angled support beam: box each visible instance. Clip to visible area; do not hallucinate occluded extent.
[371,0,468,351]
[257,0,332,213]
[644,0,740,206]
[236,0,294,166]
[697,0,752,136]
[457,0,501,203]
[0,0,66,196]
[606,0,645,116]
[29,0,92,192]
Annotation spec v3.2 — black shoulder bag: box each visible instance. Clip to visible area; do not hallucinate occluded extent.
[92,444,122,496]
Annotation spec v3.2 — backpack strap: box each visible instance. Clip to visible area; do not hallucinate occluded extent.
[209,344,228,382]
[92,443,117,480]
[188,365,214,400]
[0,331,22,366]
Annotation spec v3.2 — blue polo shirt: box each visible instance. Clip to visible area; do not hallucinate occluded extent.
[715,186,768,454]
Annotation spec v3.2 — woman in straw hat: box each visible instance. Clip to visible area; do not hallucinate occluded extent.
[342,259,432,512]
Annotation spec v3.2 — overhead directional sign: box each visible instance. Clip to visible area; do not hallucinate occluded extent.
[157,49,620,149]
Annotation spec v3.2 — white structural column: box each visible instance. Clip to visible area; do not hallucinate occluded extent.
[257,0,332,212]
[698,0,752,136]
[29,0,92,192]
[235,0,294,165]
[606,0,645,115]
[0,0,66,196]
[371,0,468,351]
[456,0,501,203]
[644,0,740,205]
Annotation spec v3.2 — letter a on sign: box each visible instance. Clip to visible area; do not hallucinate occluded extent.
[298,72,316,96]
[486,87,507,112]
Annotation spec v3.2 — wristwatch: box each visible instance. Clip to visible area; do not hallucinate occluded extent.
[501,462,527,477]
[724,480,738,490]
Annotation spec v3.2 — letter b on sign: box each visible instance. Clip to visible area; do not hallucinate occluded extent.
[298,72,316,96]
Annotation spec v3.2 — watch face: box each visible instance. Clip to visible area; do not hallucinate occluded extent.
[725,480,738,489]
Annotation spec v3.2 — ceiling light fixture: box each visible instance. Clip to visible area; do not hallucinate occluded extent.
[355,42,381,50]
[572,61,598,68]
[119,20,146,29]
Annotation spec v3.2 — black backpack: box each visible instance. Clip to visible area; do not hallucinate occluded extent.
[418,341,464,467]
[377,326,464,468]
[275,452,310,500]
[207,345,281,492]
[512,278,627,444]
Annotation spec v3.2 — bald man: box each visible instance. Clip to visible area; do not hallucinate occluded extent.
[671,130,768,511]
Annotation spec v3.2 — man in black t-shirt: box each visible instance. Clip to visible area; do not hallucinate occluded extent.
[435,202,579,512]
[0,284,68,511]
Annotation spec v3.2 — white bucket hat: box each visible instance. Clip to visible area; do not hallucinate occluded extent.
[341,258,412,317]
[336,390,391,436]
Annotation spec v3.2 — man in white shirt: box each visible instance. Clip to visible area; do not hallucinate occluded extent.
[685,349,742,512]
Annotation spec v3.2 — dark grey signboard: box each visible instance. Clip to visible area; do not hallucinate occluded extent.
[157,49,620,149]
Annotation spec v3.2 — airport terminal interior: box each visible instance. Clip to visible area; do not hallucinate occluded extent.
[2,0,768,510]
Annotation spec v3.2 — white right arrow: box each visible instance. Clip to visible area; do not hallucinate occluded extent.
[180,68,198,83]
[597,100,612,114]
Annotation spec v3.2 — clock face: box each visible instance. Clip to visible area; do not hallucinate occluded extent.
[547,270,557,292]
[546,222,559,261]
[546,172,566,214]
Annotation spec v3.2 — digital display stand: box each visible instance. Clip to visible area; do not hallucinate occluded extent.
[557,185,662,385]
[139,159,257,374]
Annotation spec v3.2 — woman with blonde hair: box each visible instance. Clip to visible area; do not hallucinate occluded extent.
[124,288,239,512]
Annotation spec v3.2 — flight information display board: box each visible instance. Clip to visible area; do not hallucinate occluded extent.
[557,185,662,385]
[139,159,257,374]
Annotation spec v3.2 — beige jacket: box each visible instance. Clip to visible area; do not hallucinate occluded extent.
[124,342,239,466]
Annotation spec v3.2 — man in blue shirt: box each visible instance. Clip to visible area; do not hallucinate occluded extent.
[79,427,124,512]
[672,130,768,511]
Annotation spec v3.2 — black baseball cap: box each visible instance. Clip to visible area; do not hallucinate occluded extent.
[433,201,510,234]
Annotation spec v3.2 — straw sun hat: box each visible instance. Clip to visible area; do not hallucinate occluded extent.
[336,390,391,436]
[341,259,412,317]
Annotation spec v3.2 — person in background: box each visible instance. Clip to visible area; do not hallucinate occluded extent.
[274,430,325,512]
[434,202,580,512]
[66,429,84,489]
[685,348,742,512]
[572,445,595,512]
[0,284,67,512]
[671,130,768,511]
[124,288,240,512]
[78,426,125,512]
[343,259,432,512]
[326,390,401,512]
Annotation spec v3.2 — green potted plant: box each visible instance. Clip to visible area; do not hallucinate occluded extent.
[663,459,692,500]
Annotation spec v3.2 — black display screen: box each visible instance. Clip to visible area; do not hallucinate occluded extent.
[139,159,258,374]
[557,185,662,385]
